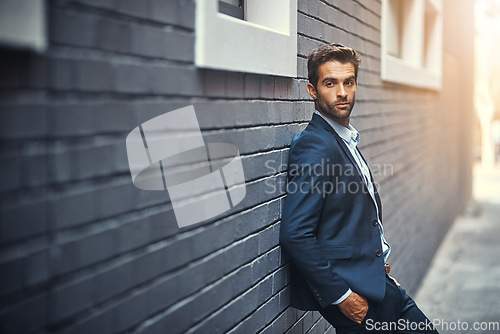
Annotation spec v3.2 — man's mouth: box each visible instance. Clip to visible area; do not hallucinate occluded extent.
[336,102,349,108]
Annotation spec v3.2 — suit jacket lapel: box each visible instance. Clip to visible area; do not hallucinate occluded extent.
[311,114,381,217]
[311,114,365,185]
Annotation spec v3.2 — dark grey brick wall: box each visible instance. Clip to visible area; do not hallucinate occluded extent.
[0,0,474,333]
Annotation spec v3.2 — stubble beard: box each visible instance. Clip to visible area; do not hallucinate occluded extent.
[315,93,355,122]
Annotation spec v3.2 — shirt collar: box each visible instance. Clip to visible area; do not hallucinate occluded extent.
[314,110,359,146]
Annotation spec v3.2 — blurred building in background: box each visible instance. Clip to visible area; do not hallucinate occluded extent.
[474,0,500,166]
[0,0,474,333]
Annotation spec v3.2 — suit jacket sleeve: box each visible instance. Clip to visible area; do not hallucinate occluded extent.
[280,132,351,308]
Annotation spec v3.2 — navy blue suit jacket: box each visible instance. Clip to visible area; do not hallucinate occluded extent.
[280,113,387,310]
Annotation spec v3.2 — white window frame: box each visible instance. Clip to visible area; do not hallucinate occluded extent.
[381,0,443,90]
[0,0,47,52]
[195,0,297,77]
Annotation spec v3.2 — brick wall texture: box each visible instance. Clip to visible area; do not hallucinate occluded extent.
[0,0,475,333]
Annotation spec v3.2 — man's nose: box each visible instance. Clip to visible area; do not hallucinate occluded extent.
[337,84,347,98]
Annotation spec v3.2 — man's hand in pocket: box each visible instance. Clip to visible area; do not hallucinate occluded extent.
[337,291,368,324]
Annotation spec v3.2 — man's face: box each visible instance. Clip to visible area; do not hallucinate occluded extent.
[307,60,358,127]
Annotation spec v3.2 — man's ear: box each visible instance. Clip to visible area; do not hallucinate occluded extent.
[306,83,317,100]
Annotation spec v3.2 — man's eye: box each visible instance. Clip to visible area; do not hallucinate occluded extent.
[345,80,354,86]
[326,82,333,87]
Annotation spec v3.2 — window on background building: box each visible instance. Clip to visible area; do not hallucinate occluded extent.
[381,0,443,90]
[195,0,297,77]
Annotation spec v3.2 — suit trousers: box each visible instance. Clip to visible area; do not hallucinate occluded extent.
[319,275,439,334]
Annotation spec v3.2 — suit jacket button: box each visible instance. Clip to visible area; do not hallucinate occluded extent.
[372,220,378,226]
[376,250,382,257]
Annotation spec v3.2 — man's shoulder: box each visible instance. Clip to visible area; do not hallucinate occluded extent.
[291,124,324,146]
[289,122,341,162]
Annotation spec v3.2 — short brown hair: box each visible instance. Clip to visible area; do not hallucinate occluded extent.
[307,43,361,88]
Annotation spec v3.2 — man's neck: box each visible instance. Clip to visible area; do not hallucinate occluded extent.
[316,109,350,128]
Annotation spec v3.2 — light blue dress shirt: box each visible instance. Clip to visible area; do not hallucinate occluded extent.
[314,110,391,305]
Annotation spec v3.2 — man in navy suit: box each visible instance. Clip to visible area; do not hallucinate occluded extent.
[280,44,438,333]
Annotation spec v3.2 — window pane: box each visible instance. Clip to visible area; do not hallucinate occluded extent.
[219,0,244,20]
[386,0,402,57]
